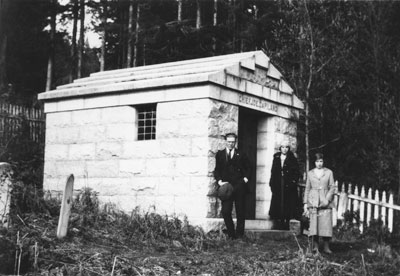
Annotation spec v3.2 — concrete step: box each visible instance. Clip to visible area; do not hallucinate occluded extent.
[245,229,294,240]
[245,219,300,240]
[190,218,301,236]
[245,219,274,230]
[190,218,301,240]
[190,218,275,232]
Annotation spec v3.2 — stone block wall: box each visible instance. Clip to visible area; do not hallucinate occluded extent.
[44,98,232,221]
[44,105,139,207]
[153,99,213,219]
[43,95,298,223]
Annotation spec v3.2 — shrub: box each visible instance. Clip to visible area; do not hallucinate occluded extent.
[72,187,100,227]
[334,210,361,241]
[9,179,60,217]
[362,219,391,244]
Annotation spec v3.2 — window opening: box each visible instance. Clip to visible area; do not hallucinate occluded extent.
[137,104,156,140]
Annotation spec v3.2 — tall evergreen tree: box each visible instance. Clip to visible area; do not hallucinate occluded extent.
[69,0,79,81]
[77,0,85,78]
[127,0,134,67]
[46,0,57,91]
[0,0,9,95]
[99,0,107,71]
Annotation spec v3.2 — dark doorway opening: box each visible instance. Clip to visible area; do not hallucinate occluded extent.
[238,107,263,220]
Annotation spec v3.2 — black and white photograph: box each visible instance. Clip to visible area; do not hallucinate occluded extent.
[1,0,400,275]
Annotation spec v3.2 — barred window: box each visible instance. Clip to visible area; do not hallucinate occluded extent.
[137,104,156,140]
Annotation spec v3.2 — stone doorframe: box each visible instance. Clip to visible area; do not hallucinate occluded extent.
[208,99,298,222]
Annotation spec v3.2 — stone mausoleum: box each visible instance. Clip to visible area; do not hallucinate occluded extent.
[38,51,303,230]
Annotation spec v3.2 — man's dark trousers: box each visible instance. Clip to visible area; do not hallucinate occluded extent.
[221,182,246,238]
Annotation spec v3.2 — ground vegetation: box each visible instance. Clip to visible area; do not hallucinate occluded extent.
[0,187,399,276]
[1,0,400,196]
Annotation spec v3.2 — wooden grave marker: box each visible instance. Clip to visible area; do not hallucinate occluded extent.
[57,174,74,239]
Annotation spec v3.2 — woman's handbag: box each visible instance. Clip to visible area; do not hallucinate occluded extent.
[300,214,310,231]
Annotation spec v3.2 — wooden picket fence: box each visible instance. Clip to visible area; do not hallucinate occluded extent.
[334,182,400,233]
[300,182,400,233]
[0,102,45,148]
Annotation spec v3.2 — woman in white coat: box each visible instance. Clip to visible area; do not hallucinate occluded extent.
[303,153,335,254]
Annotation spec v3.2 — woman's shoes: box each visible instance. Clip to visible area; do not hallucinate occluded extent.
[312,240,319,253]
[323,239,332,254]
[323,241,332,254]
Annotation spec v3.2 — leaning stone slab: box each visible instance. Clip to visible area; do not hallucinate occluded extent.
[0,163,12,228]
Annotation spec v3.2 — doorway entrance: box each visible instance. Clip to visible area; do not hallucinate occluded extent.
[238,107,262,219]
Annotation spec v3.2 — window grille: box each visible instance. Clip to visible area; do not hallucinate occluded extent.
[137,104,156,140]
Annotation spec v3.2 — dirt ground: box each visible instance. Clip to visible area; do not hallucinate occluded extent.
[1,214,399,276]
[1,199,400,276]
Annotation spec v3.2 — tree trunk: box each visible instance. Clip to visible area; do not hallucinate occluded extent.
[253,3,258,50]
[229,0,236,52]
[46,0,57,91]
[142,42,146,66]
[118,6,126,68]
[196,0,201,29]
[300,1,315,174]
[100,0,107,71]
[0,0,9,93]
[398,137,400,203]
[0,0,4,35]
[69,0,78,82]
[238,0,244,52]
[133,3,140,67]
[127,0,134,68]
[77,0,85,78]
[302,17,309,174]
[177,0,182,22]
[119,6,129,68]
[0,35,7,93]
[212,0,217,53]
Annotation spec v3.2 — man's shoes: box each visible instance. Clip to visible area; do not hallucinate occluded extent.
[237,237,246,243]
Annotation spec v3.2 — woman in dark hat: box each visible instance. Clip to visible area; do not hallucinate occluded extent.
[269,139,301,230]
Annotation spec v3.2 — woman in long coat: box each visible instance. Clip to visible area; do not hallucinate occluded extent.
[269,140,301,230]
[303,153,335,254]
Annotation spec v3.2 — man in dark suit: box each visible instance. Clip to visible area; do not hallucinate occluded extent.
[214,133,251,239]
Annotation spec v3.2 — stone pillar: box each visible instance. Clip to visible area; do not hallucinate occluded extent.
[207,100,239,218]
[255,116,298,220]
[0,163,12,228]
[256,116,276,219]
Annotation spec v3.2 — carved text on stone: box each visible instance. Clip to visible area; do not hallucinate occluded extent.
[238,94,278,113]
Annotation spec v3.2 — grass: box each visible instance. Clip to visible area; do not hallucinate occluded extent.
[1,188,400,275]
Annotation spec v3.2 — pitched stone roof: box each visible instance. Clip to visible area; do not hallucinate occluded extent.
[38,51,303,110]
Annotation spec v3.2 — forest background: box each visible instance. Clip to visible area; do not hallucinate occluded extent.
[1,0,400,203]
